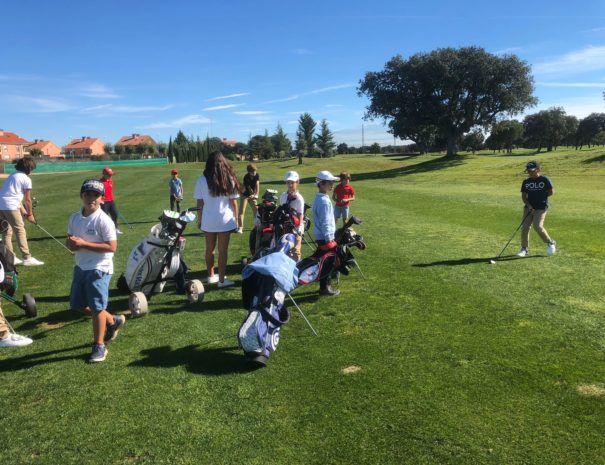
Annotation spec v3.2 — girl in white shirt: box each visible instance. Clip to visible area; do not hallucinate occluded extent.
[193,151,241,288]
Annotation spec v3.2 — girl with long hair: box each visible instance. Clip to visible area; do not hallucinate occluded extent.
[193,151,241,287]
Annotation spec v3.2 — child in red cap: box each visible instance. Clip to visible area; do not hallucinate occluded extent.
[169,169,184,212]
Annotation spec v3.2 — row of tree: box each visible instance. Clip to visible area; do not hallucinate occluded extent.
[162,113,338,164]
[448,109,605,155]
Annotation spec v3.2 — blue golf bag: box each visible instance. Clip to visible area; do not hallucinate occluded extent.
[238,234,298,366]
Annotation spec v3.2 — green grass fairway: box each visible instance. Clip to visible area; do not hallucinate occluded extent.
[1,148,604,465]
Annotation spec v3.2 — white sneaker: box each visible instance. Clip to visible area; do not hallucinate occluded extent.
[13,257,23,265]
[236,227,243,234]
[207,275,219,284]
[516,248,528,257]
[218,278,235,288]
[547,241,556,256]
[0,333,33,348]
[23,257,44,266]
[116,229,124,235]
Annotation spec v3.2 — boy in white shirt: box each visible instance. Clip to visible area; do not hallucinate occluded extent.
[279,171,305,261]
[66,180,124,363]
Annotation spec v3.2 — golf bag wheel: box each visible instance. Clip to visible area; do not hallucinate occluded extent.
[186,279,205,304]
[22,293,37,318]
[241,257,248,266]
[129,292,148,317]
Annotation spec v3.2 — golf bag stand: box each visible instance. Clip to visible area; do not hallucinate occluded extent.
[118,210,204,316]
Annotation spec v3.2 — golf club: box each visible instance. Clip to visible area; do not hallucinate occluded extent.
[117,212,134,229]
[34,221,74,255]
[287,292,318,336]
[490,211,531,264]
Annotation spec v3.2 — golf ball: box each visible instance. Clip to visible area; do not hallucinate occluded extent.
[489,260,496,264]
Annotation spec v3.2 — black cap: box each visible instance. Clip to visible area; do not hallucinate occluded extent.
[525,160,540,171]
[80,179,105,196]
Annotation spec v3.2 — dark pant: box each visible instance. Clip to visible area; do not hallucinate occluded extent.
[101,201,118,228]
[170,194,181,212]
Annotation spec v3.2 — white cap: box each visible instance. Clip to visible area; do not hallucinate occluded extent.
[0,261,4,283]
[284,171,300,182]
[316,170,339,182]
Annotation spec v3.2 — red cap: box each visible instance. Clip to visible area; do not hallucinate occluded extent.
[171,169,178,175]
[103,167,113,175]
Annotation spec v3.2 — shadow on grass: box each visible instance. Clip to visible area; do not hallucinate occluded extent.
[0,343,89,372]
[413,255,544,267]
[152,297,241,315]
[582,153,605,164]
[129,344,260,374]
[352,155,464,182]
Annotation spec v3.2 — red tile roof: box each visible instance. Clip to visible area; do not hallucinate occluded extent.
[115,134,156,146]
[0,131,30,145]
[64,137,101,149]
[26,140,52,150]
[221,138,239,146]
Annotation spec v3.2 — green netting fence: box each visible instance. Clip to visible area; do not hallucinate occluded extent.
[3,158,169,174]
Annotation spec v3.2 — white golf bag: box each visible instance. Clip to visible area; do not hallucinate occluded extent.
[123,223,184,295]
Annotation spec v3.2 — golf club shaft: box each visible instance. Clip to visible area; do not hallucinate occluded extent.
[117,212,131,226]
[34,222,74,254]
[287,293,318,336]
[495,211,531,259]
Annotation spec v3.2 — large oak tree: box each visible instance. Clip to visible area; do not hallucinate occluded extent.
[358,46,537,157]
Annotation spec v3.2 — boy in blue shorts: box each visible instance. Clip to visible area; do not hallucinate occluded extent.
[67,180,124,363]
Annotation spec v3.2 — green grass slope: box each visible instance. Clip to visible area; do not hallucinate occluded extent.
[0,148,604,465]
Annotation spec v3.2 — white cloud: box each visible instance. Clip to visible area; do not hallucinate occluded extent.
[264,95,300,104]
[325,104,344,108]
[137,114,212,129]
[205,93,249,101]
[203,103,245,111]
[537,81,605,88]
[78,84,120,99]
[234,111,270,116]
[307,84,355,94]
[494,46,522,55]
[5,96,74,113]
[534,45,605,75]
[532,93,605,118]
[82,104,175,114]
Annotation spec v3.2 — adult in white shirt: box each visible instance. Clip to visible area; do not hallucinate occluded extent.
[0,157,44,266]
[193,151,241,288]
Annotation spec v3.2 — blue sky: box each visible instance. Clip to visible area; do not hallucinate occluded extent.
[2,0,605,147]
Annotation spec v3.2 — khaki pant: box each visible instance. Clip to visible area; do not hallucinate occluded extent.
[238,197,258,228]
[0,304,10,340]
[521,208,552,249]
[0,210,31,259]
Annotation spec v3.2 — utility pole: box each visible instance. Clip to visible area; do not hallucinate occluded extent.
[361,124,365,153]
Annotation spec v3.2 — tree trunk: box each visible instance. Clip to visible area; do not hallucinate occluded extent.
[445,134,458,157]
[298,153,303,165]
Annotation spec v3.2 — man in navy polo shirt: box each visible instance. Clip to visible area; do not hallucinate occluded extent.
[517,160,556,257]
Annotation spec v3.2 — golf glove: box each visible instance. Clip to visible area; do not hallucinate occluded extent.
[319,241,337,251]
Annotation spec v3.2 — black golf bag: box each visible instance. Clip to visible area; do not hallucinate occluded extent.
[248,189,279,259]
[297,216,366,285]
[238,234,298,366]
[0,244,37,317]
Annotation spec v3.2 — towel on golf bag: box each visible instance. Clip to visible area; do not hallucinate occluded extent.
[238,272,290,366]
[241,250,299,293]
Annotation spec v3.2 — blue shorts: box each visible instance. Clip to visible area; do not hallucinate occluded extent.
[70,266,111,313]
[334,205,349,220]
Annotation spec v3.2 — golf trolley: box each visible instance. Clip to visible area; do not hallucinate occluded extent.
[117,209,204,316]
[0,244,37,317]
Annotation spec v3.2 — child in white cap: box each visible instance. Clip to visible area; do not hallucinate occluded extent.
[312,170,341,296]
[280,171,305,261]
